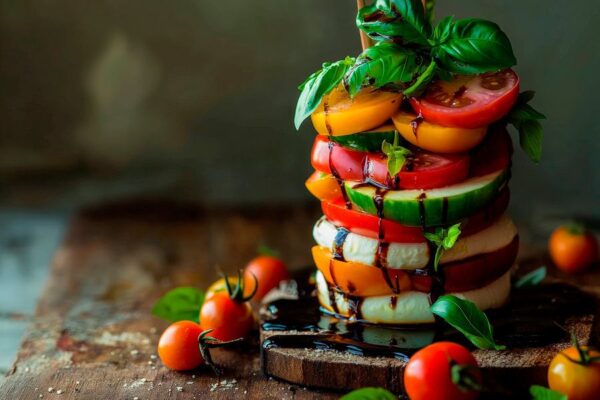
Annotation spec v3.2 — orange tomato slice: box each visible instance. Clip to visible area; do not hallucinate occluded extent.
[392,111,487,153]
[312,246,410,297]
[305,171,342,201]
[311,86,402,136]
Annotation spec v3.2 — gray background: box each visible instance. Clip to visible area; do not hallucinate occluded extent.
[1,0,599,221]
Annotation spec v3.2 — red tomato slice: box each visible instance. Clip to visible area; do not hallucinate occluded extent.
[469,125,513,177]
[321,188,509,244]
[311,136,470,190]
[410,69,520,129]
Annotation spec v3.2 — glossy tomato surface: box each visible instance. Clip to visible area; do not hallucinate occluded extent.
[311,135,470,190]
[244,255,290,300]
[549,225,599,273]
[157,321,205,371]
[548,347,600,400]
[305,171,342,201]
[410,69,520,129]
[199,293,254,342]
[404,342,481,400]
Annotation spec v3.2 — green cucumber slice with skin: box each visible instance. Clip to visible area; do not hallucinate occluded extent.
[330,124,400,152]
[345,169,509,227]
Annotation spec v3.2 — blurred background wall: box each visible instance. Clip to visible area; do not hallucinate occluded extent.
[1,0,599,221]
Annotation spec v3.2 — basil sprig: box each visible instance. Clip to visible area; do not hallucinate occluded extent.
[431,295,506,350]
[529,385,567,400]
[341,387,396,400]
[381,131,412,177]
[424,223,462,272]
[514,266,547,288]
[294,57,354,130]
[151,287,205,323]
[507,91,546,163]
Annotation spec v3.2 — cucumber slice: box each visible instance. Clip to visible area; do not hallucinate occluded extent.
[329,124,398,152]
[345,170,509,227]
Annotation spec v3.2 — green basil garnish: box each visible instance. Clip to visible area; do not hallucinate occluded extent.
[431,295,506,351]
[514,266,547,288]
[151,287,205,323]
[340,387,397,400]
[529,385,567,400]
[507,91,546,163]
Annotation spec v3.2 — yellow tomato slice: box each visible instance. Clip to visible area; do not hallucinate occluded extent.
[305,171,341,201]
[392,111,488,153]
[312,246,410,297]
[311,86,403,136]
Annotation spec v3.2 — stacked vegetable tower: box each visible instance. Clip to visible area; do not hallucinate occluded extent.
[296,0,544,325]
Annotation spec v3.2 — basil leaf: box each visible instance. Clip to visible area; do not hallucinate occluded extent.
[344,42,421,97]
[424,223,461,272]
[340,387,396,400]
[434,18,516,74]
[425,0,436,26]
[518,119,543,164]
[530,385,567,400]
[431,295,506,350]
[356,0,431,46]
[403,60,437,97]
[381,132,411,177]
[433,15,453,44]
[294,57,354,130]
[514,266,547,288]
[152,287,205,323]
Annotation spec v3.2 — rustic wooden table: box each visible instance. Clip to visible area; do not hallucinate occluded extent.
[0,201,598,399]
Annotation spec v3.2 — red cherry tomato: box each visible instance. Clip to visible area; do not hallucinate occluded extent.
[157,321,205,371]
[199,292,254,342]
[311,136,470,190]
[404,342,481,400]
[321,188,509,244]
[244,255,290,300]
[410,69,520,129]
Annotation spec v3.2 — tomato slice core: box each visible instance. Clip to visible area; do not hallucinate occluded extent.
[410,69,520,129]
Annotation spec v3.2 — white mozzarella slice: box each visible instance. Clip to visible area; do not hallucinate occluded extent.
[316,269,511,325]
[313,214,517,270]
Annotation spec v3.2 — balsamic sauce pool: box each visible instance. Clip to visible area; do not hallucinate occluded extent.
[261,277,593,361]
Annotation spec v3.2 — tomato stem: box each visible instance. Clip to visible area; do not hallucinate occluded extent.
[198,329,244,375]
[223,270,258,303]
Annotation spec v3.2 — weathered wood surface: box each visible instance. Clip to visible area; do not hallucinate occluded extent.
[0,200,599,399]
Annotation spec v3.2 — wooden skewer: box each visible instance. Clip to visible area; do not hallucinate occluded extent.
[357,0,428,51]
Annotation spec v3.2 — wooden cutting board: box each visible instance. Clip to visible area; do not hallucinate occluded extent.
[0,200,598,399]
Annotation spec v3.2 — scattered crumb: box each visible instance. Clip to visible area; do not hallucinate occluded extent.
[25,367,30,372]
[210,379,238,392]
[150,327,157,334]
[75,381,80,385]
[147,361,153,365]
[186,381,193,385]
[130,350,140,356]
[56,390,63,394]
[47,388,54,393]
[150,354,157,360]
[38,395,43,399]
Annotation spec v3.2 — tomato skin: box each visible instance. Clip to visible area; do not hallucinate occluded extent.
[244,255,290,300]
[305,171,342,201]
[199,293,254,342]
[548,347,600,400]
[404,342,481,400]
[549,226,598,273]
[311,135,470,190]
[311,85,402,136]
[410,70,520,129]
[157,321,205,371]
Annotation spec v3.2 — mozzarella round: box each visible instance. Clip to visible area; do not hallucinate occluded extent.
[313,214,517,270]
[316,269,512,325]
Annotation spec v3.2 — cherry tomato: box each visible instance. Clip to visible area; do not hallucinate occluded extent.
[157,321,205,371]
[311,135,470,190]
[305,171,342,201]
[244,255,290,300]
[548,346,600,400]
[392,110,487,153]
[321,189,510,244]
[549,224,598,273]
[199,292,254,342]
[404,342,481,400]
[410,69,520,129]
[311,85,402,136]
[206,276,239,300]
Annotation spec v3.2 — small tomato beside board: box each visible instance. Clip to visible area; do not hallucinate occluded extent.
[158,321,205,371]
[549,224,598,273]
[548,346,600,400]
[404,342,481,400]
[244,255,290,300]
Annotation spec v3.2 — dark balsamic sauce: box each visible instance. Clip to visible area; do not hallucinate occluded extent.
[410,113,424,139]
[332,228,350,261]
[261,279,594,361]
[372,188,400,294]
